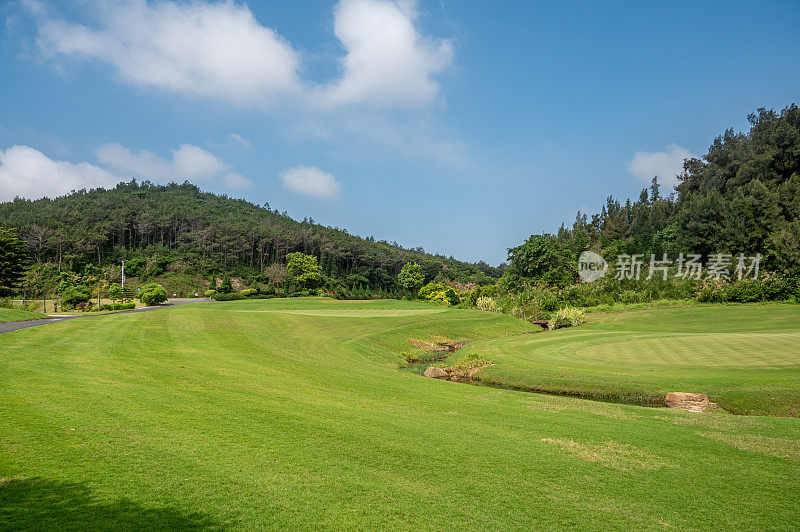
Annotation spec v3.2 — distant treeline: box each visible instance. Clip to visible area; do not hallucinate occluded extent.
[530,104,800,280]
[0,181,497,291]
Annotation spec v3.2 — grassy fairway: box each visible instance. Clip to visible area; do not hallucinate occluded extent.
[0,308,47,322]
[465,304,800,416]
[1,299,798,529]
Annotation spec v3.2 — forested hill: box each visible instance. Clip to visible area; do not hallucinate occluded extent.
[547,104,800,278]
[0,182,496,288]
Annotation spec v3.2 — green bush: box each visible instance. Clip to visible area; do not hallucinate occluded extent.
[217,276,233,293]
[61,285,91,309]
[204,289,216,297]
[464,284,497,306]
[261,283,276,295]
[433,353,493,370]
[108,283,123,302]
[124,257,146,276]
[548,307,586,330]
[100,302,136,311]
[211,292,244,301]
[139,283,168,306]
[693,273,794,303]
[418,282,460,306]
[402,351,447,364]
[288,289,314,298]
[240,288,257,296]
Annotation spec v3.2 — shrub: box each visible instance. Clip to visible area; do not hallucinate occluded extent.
[418,282,460,306]
[211,292,244,301]
[418,282,445,300]
[100,302,136,311]
[139,283,168,306]
[108,283,123,302]
[260,283,276,295]
[434,353,493,370]
[464,284,497,306]
[217,276,233,293]
[548,307,586,330]
[454,353,493,370]
[204,289,216,297]
[475,296,499,312]
[402,351,447,364]
[61,285,91,309]
[124,257,146,276]
[240,288,257,296]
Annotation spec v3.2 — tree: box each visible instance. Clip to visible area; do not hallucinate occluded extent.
[108,283,123,304]
[286,252,323,290]
[61,285,90,309]
[0,227,27,296]
[0,181,500,292]
[504,234,576,287]
[139,283,167,306]
[398,262,424,295]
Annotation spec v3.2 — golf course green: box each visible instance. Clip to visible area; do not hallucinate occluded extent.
[464,304,800,416]
[1,298,798,529]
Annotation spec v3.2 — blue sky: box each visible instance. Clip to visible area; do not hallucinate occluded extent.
[1,0,798,264]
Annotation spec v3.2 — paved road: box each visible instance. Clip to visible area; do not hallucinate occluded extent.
[0,298,208,335]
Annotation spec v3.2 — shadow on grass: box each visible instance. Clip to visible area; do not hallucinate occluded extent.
[0,477,221,531]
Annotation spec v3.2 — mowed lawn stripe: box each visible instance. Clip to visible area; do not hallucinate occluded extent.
[0,298,798,529]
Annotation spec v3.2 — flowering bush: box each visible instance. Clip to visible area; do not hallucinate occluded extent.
[475,296,499,312]
[694,273,796,303]
[418,282,460,306]
[548,307,586,330]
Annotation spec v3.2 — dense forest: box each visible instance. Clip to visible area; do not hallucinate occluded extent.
[0,182,496,295]
[523,105,800,282]
[1,104,797,301]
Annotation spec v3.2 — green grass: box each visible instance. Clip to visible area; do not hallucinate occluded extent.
[464,303,800,416]
[0,307,47,322]
[1,298,798,529]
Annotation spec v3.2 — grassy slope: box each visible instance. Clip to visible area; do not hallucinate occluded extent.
[465,304,800,416]
[0,298,797,530]
[0,308,47,322]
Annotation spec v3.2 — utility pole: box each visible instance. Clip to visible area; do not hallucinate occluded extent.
[121,260,126,291]
[22,283,26,309]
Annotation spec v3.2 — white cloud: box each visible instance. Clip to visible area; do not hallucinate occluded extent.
[36,0,302,106]
[229,133,251,148]
[94,143,170,177]
[627,144,697,188]
[31,0,452,109]
[96,143,250,188]
[0,145,119,201]
[280,166,342,199]
[0,142,250,202]
[320,0,453,107]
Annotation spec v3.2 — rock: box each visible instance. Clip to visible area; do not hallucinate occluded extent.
[423,366,448,379]
[666,392,709,404]
[666,392,715,412]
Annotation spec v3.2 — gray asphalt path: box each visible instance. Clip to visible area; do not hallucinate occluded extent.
[0,298,208,335]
